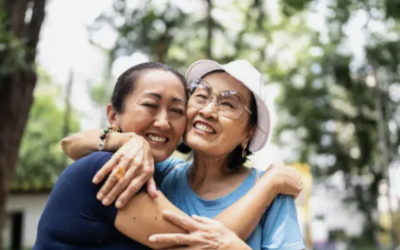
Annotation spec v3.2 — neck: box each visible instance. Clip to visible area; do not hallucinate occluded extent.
[189,151,236,184]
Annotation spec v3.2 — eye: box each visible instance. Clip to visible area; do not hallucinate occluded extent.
[221,102,235,108]
[195,94,208,99]
[143,103,158,109]
[170,108,185,115]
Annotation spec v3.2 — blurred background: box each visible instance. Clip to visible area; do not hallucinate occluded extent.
[1,0,400,249]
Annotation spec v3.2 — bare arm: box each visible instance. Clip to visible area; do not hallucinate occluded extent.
[61,129,133,161]
[114,164,301,248]
[214,172,278,240]
[115,192,189,249]
[63,130,301,245]
[115,191,252,250]
[215,163,302,240]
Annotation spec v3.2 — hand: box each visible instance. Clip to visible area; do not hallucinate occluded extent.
[92,134,157,208]
[149,211,249,250]
[265,162,303,198]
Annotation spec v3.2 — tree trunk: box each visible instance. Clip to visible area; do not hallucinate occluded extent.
[0,0,46,246]
[205,0,213,59]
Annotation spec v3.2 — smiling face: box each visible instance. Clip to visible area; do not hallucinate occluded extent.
[184,72,254,158]
[108,69,187,162]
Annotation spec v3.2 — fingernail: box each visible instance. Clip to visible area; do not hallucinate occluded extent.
[97,193,103,200]
[149,236,157,242]
[92,177,99,183]
[116,201,122,208]
[102,198,110,205]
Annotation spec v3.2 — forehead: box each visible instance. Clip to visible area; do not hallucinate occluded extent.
[134,70,186,98]
[202,72,251,99]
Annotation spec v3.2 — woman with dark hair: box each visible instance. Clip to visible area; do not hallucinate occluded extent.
[58,60,305,250]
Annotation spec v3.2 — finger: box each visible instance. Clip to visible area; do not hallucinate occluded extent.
[97,158,130,204]
[147,177,159,199]
[191,215,219,225]
[92,153,121,184]
[115,175,148,208]
[149,233,219,248]
[162,210,199,231]
[102,163,138,206]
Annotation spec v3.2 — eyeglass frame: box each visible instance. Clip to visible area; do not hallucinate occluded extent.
[187,79,253,119]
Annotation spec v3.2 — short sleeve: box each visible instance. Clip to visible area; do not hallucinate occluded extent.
[261,195,305,250]
[153,156,185,186]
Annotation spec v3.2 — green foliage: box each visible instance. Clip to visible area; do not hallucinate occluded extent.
[0,10,30,76]
[274,0,400,243]
[91,0,400,242]
[89,82,112,107]
[12,90,80,191]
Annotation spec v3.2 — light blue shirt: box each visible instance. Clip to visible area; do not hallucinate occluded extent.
[155,157,305,250]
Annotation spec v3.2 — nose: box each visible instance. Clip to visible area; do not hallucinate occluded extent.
[153,109,171,131]
[199,100,218,120]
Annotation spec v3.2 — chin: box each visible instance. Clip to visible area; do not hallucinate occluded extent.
[185,138,208,152]
[152,149,172,163]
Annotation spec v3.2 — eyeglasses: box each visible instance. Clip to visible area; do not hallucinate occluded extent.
[188,79,252,119]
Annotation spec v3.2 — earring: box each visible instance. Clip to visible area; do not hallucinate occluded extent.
[241,142,248,158]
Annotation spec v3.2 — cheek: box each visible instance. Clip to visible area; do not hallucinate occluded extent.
[170,117,186,140]
[220,117,248,140]
[185,106,197,121]
[118,109,152,134]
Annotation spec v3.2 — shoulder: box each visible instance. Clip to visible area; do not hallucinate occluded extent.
[155,156,185,171]
[154,156,186,185]
[62,151,114,181]
[268,194,297,214]
[78,151,113,166]
[261,194,305,250]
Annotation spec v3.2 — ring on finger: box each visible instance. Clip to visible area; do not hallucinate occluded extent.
[113,165,126,179]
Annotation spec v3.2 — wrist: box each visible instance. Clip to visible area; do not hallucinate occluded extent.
[263,173,280,197]
[119,132,137,147]
[230,236,251,250]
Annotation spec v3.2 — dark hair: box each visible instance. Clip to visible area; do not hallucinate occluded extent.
[176,70,258,169]
[111,62,187,113]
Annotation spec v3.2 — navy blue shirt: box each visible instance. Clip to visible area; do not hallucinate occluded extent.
[34,151,149,250]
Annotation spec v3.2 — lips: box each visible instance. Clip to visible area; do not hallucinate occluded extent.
[193,121,216,134]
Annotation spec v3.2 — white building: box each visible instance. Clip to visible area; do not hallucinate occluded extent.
[2,190,50,250]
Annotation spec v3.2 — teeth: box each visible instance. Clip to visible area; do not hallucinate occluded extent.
[195,123,214,133]
[148,134,167,143]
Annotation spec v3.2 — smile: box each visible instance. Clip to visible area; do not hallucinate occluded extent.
[146,134,168,143]
[194,122,216,134]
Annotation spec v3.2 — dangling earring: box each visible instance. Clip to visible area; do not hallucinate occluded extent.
[241,142,248,158]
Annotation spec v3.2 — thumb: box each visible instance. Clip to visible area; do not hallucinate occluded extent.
[146,177,159,199]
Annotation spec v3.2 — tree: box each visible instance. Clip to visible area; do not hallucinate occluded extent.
[274,0,400,246]
[0,0,47,244]
[13,80,80,191]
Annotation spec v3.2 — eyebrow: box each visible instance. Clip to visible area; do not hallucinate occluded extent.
[145,92,186,104]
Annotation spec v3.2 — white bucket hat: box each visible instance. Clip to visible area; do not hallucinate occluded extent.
[185,59,271,152]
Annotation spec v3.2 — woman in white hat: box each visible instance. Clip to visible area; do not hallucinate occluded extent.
[62,60,305,250]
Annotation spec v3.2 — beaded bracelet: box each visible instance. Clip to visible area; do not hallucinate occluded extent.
[98,126,120,151]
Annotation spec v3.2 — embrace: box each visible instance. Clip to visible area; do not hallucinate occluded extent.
[34,59,305,250]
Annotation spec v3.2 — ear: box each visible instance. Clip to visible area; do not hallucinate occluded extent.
[106,103,119,127]
[243,125,256,145]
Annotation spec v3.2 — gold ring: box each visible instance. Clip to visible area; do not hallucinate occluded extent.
[113,165,125,179]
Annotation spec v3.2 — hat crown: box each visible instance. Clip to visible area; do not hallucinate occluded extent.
[222,60,264,100]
